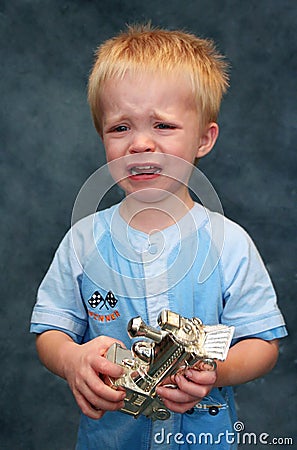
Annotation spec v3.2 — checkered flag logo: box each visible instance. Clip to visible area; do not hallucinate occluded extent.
[88,291,104,308]
[88,290,118,310]
[106,291,118,308]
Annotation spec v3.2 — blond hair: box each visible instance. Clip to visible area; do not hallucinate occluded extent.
[88,24,229,133]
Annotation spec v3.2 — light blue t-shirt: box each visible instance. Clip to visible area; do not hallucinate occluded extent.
[30,202,287,450]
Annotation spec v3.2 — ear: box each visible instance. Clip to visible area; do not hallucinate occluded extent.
[196,122,219,158]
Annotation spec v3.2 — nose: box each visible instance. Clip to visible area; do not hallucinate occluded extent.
[128,132,155,154]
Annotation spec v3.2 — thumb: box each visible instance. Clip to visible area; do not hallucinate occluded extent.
[92,337,127,378]
[94,336,127,357]
[94,355,125,378]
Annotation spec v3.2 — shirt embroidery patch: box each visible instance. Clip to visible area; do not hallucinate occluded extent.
[88,290,118,310]
[87,290,120,323]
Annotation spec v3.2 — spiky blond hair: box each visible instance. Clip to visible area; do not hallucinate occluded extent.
[88,24,229,133]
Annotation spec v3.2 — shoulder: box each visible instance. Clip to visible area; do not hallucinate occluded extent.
[72,203,119,235]
[196,206,265,278]
[192,204,255,256]
[221,215,255,252]
[211,213,269,290]
[200,207,256,250]
[62,203,120,261]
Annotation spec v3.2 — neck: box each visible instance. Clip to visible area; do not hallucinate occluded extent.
[120,192,195,234]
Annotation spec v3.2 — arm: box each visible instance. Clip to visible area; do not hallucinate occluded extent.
[36,330,126,419]
[156,338,279,414]
[215,338,279,387]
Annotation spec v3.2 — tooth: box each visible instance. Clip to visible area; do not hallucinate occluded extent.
[129,165,161,175]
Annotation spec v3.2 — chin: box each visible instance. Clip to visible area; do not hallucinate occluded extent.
[125,187,172,204]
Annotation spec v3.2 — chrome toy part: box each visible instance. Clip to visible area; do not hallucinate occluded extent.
[105,310,234,421]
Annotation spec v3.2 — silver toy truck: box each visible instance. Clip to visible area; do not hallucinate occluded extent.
[106,309,234,421]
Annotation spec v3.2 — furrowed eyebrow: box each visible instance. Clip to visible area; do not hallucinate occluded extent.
[150,109,181,125]
[151,110,172,121]
[103,115,127,126]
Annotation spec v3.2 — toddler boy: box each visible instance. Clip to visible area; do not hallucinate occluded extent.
[30,24,287,450]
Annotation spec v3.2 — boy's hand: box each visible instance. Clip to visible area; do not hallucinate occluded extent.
[61,336,126,420]
[156,368,217,414]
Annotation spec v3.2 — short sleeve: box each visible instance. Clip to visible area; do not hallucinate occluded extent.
[30,214,100,342]
[219,219,287,340]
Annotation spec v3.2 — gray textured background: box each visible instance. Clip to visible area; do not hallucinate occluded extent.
[1,1,296,449]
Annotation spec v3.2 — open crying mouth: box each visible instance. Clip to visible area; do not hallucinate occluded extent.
[129,165,162,176]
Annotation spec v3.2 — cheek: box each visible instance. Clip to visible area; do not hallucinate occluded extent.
[104,140,120,162]
[167,142,198,164]
[104,136,129,160]
[169,131,198,152]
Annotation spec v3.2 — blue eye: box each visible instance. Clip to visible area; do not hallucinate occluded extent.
[156,123,175,130]
[114,125,129,132]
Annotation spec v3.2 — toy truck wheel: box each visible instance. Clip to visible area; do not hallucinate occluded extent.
[208,406,219,416]
[152,408,171,421]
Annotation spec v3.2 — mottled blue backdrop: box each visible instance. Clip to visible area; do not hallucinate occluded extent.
[1,1,296,449]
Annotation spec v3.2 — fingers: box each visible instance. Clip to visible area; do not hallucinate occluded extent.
[75,390,106,420]
[157,397,199,414]
[157,382,199,405]
[75,389,124,420]
[86,371,126,403]
[90,336,127,378]
[178,368,217,394]
[93,355,125,378]
[73,371,126,419]
[156,368,217,414]
[65,336,127,419]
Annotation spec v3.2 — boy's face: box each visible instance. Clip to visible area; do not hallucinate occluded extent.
[99,72,218,206]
